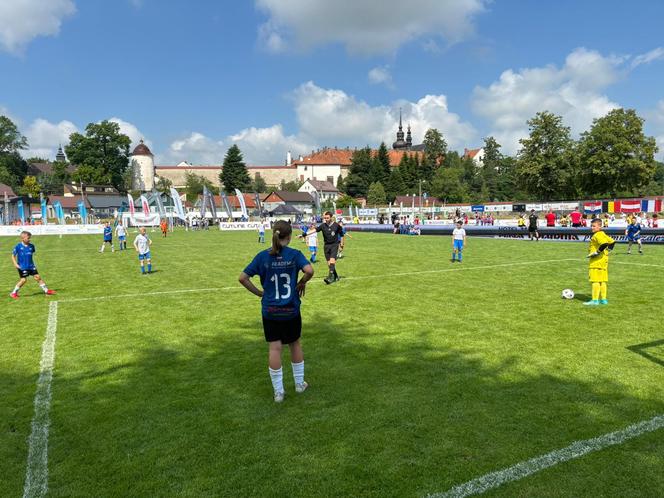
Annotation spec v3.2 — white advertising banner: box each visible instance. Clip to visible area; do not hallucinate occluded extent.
[358,208,378,216]
[0,224,104,236]
[219,221,271,231]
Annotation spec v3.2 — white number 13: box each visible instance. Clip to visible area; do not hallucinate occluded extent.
[270,273,291,300]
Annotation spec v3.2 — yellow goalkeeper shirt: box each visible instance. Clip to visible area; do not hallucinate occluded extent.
[588,230,615,270]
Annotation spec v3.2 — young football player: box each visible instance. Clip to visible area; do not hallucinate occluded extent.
[115,221,127,250]
[10,231,56,299]
[451,220,466,263]
[298,222,318,263]
[528,209,539,241]
[239,220,314,403]
[133,227,153,274]
[585,218,615,306]
[99,222,114,252]
[625,218,643,255]
[258,222,266,244]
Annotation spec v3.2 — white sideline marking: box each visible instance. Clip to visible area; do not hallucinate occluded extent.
[614,261,664,269]
[342,258,578,281]
[57,259,578,303]
[23,301,58,498]
[59,286,242,303]
[427,413,664,498]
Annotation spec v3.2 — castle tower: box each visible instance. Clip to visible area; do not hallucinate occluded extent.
[130,139,155,191]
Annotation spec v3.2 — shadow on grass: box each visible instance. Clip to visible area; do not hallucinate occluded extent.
[627,339,664,368]
[3,316,664,498]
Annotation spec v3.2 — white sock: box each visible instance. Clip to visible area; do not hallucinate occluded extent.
[292,361,304,385]
[39,282,48,292]
[269,367,284,394]
[12,286,20,294]
[100,244,105,252]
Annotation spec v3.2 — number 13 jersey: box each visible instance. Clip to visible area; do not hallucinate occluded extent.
[243,246,310,320]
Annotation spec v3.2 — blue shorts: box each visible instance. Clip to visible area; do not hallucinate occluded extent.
[118,235,126,241]
[627,235,640,241]
[453,240,464,251]
[309,245,317,252]
[104,238,112,243]
[138,252,151,260]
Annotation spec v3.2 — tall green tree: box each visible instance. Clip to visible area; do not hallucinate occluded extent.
[279,179,303,192]
[345,147,373,197]
[250,175,268,193]
[184,171,218,202]
[20,175,41,197]
[399,153,417,191]
[65,120,131,191]
[375,142,391,181]
[336,174,345,193]
[516,111,576,201]
[367,181,386,206]
[220,144,251,193]
[155,176,173,193]
[430,167,468,203]
[577,108,658,197]
[423,128,447,167]
[0,115,28,154]
[479,136,503,201]
[385,168,406,202]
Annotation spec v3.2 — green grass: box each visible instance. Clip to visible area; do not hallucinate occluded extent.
[2,229,664,497]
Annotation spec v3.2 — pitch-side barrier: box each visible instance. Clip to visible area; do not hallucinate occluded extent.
[345,224,664,244]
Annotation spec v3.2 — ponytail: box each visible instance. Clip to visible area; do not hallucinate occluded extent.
[270,220,292,255]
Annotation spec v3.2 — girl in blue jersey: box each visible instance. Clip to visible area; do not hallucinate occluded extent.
[239,220,314,403]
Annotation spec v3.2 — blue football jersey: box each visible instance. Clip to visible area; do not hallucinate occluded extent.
[103,226,112,240]
[13,242,36,270]
[243,246,310,319]
[626,223,641,236]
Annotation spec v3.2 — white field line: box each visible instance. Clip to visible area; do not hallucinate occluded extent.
[23,301,59,498]
[57,259,579,303]
[614,261,664,269]
[427,413,664,498]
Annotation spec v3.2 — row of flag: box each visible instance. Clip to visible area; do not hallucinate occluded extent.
[583,199,663,214]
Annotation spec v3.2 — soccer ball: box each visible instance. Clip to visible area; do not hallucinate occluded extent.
[561,289,575,300]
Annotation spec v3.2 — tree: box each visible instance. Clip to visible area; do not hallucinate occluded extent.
[367,181,386,206]
[335,194,358,209]
[220,144,251,193]
[516,111,576,201]
[0,115,28,154]
[385,168,406,202]
[478,136,503,201]
[423,128,447,167]
[26,156,49,163]
[155,176,173,193]
[65,120,131,191]
[184,171,218,202]
[20,175,41,197]
[0,152,28,189]
[577,108,658,197]
[398,153,417,191]
[430,167,468,203]
[375,142,391,182]
[336,174,345,193]
[279,179,302,192]
[345,147,373,196]
[250,175,267,193]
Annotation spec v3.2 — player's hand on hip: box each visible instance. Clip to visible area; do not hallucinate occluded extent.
[296,281,307,297]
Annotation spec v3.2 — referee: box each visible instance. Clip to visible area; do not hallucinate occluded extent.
[311,211,341,284]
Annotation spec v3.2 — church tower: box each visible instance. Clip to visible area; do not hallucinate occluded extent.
[392,109,408,150]
[55,145,66,163]
[406,124,413,148]
[130,140,155,191]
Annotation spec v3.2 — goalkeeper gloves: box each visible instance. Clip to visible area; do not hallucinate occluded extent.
[587,251,599,258]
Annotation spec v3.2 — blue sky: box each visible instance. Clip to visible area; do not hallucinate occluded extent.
[2,0,664,164]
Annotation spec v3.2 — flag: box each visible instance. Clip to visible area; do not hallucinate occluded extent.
[207,187,218,220]
[152,189,166,217]
[220,191,233,219]
[254,192,262,216]
[169,188,186,220]
[77,200,87,222]
[140,195,150,216]
[620,200,640,213]
[127,193,136,215]
[17,199,25,224]
[641,199,662,213]
[201,187,209,218]
[53,201,64,224]
[235,189,248,218]
[583,201,602,214]
[40,195,48,224]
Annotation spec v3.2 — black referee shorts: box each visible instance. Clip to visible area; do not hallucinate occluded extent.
[262,314,302,344]
[324,243,339,261]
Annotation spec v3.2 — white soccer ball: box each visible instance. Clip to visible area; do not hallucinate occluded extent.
[561,288,575,300]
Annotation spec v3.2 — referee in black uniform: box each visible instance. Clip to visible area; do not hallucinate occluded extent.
[312,211,341,284]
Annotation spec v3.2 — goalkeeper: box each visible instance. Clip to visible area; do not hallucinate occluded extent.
[584,218,615,306]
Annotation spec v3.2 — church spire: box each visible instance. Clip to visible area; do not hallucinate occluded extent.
[392,108,407,149]
[55,144,66,163]
[406,124,412,147]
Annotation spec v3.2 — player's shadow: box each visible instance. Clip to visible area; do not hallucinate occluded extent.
[4,315,664,497]
[573,293,591,302]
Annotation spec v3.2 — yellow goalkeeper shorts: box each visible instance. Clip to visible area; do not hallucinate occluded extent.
[589,268,608,282]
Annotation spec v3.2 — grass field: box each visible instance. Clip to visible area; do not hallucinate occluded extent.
[2,228,664,497]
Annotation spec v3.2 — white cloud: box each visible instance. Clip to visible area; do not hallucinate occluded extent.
[292,81,476,150]
[0,0,75,54]
[472,48,623,154]
[368,66,394,88]
[229,124,313,165]
[159,132,226,165]
[632,47,664,68]
[108,117,150,149]
[255,0,487,55]
[646,100,664,160]
[23,118,78,160]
